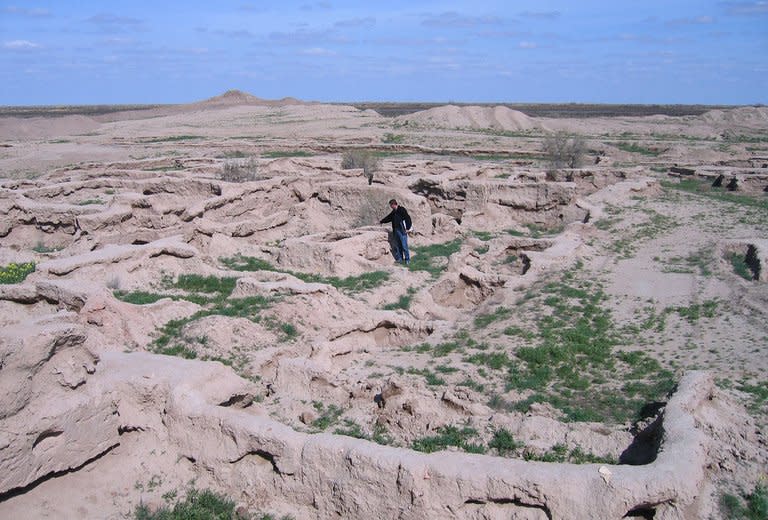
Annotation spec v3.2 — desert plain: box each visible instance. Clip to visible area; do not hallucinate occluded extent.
[0,90,767,519]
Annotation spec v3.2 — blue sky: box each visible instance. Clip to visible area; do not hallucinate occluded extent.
[1,1,766,105]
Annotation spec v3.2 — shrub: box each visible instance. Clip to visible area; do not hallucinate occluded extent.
[221,157,258,182]
[488,428,521,456]
[543,131,586,172]
[341,150,380,184]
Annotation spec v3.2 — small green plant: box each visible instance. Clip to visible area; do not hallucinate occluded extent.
[382,133,405,144]
[0,261,35,284]
[488,428,521,456]
[32,242,61,253]
[76,198,104,205]
[729,252,755,280]
[334,419,366,439]
[312,402,344,431]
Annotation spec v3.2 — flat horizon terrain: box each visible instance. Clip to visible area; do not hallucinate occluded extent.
[0,99,744,119]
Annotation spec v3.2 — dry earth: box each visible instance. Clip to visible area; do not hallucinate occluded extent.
[0,90,767,519]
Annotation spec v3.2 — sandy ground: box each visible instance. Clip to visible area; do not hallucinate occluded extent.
[0,91,767,519]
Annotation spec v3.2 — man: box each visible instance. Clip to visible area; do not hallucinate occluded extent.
[380,198,412,265]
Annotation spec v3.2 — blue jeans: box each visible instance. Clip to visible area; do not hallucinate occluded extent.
[394,229,410,263]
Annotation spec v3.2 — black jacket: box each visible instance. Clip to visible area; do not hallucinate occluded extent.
[380,206,412,233]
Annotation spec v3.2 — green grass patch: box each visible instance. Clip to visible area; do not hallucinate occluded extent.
[220,255,389,293]
[670,299,719,324]
[0,262,35,284]
[662,179,768,211]
[139,135,203,143]
[261,150,313,158]
[382,287,416,310]
[412,425,485,454]
[114,291,171,305]
[407,368,445,386]
[408,239,463,277]
[613,142,664,156]
[134,488,234,520]
[504,275,676,423]
[474,306,512,328]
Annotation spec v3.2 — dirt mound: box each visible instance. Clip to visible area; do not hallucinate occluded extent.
[396,105,540,131]
[193,90,305,108]
[699,106,768,128]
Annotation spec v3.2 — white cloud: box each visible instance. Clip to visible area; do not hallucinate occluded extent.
[301,47,336,56]
[519,41,537,49]
[720,1,768,15]
[3,6,51,17]
[3,40,42,50]
[667,15,715,25]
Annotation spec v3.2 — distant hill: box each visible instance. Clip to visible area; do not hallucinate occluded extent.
[195,90,304,107]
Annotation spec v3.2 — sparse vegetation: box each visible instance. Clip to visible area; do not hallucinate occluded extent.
[662,178,768,212]
[221,157,259,182]
[382,133,405,144]
[408,239,463,277]
[134,488,235,520]
[382,287,416,310]
[613,142,664,156]
[133,487,294,520]
[312,402,344,431]
[412,425,485,454]
[220,255,390,293]
[721,484,768,520]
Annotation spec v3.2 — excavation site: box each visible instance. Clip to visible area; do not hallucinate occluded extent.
[0,92,766,519]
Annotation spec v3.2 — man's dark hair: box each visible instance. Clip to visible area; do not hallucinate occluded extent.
[389,199,398,205]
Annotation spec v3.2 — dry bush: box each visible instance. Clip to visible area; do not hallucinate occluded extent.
[543,132,586,173]
[341,150,380,185]
[220,157,259,182]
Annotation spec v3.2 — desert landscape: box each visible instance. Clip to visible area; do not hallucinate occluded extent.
[0,90,766,519]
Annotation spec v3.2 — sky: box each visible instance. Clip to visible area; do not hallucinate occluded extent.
[1,1,767,105]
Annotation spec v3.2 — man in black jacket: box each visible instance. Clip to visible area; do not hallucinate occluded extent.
[380,198,412,265]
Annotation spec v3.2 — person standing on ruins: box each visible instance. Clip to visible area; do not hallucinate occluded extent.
[380,198,412,265]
